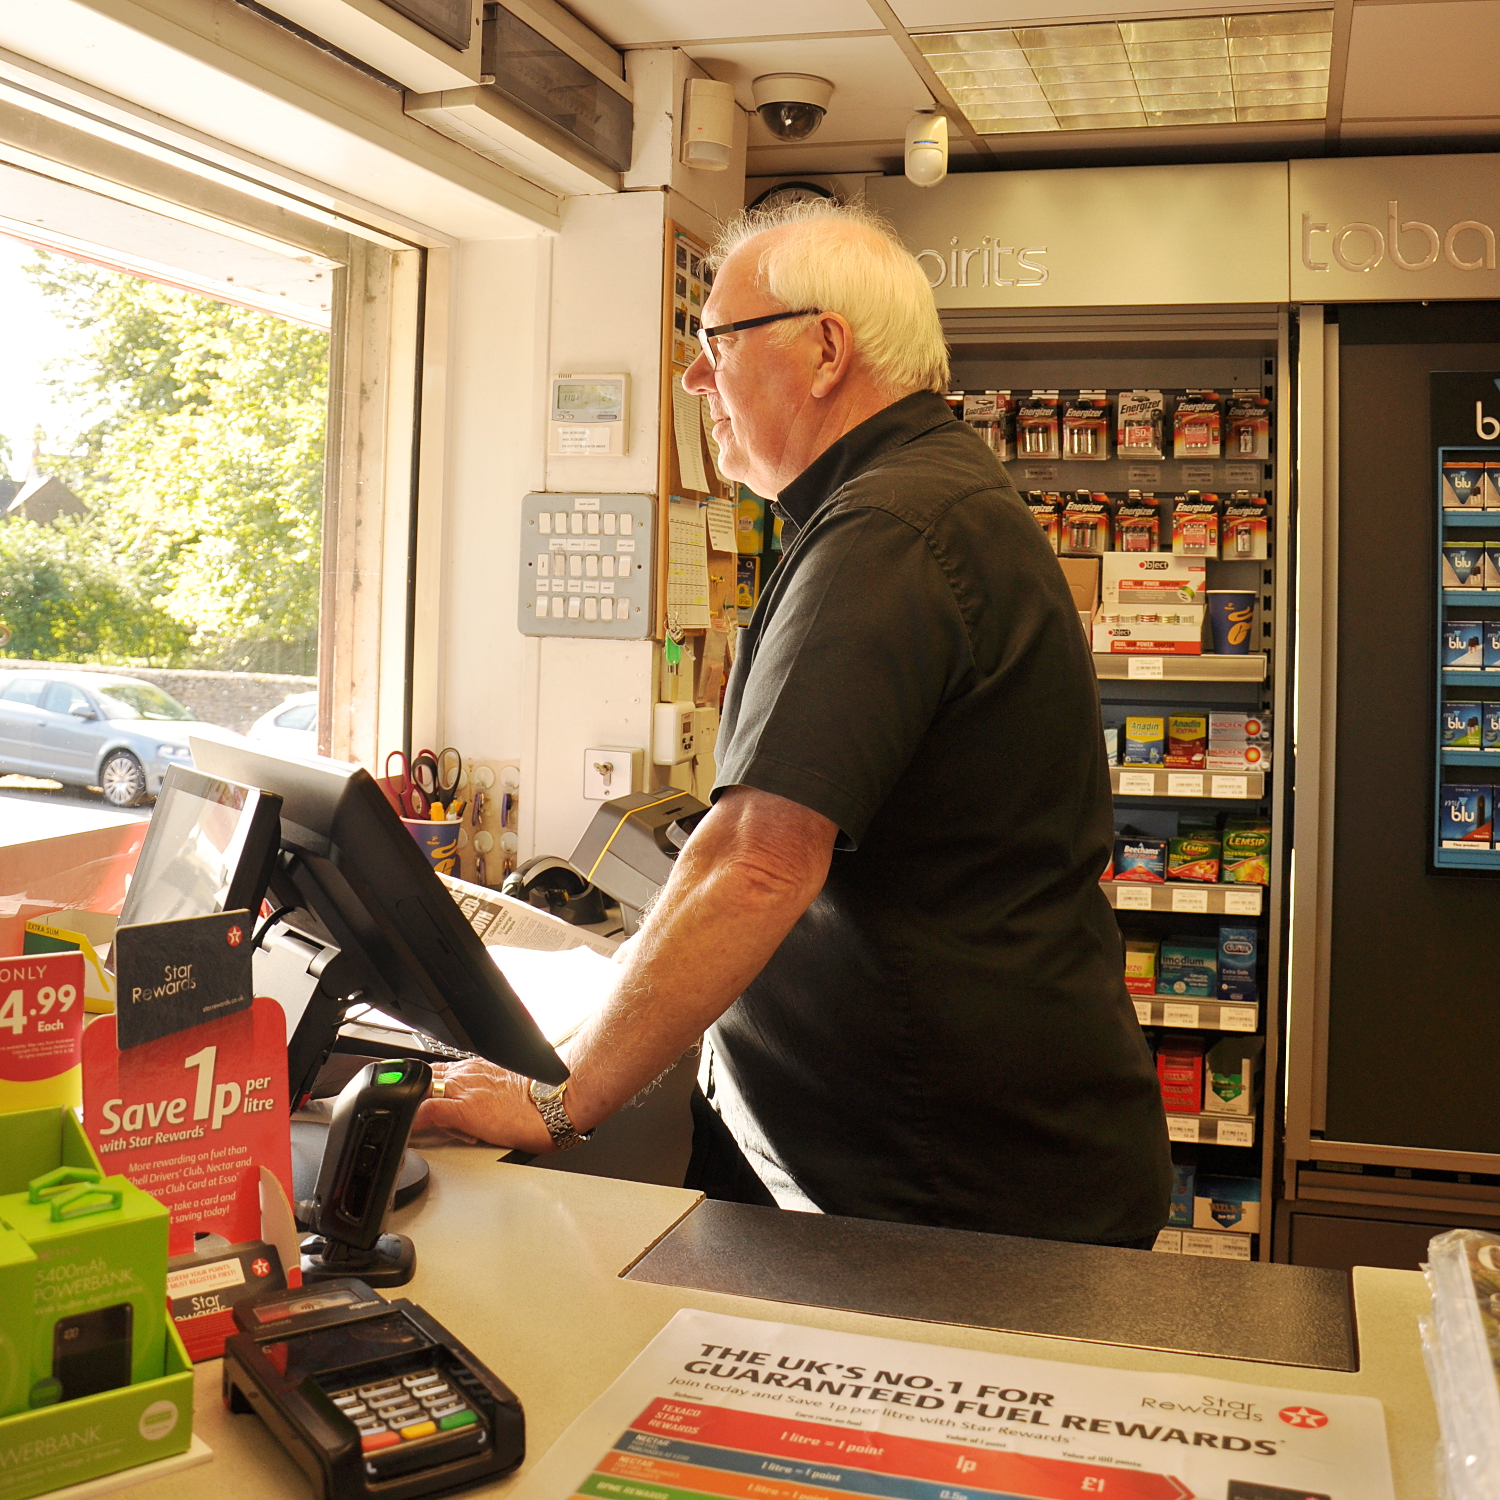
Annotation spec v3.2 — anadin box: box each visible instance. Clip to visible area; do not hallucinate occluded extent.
[0,1108,194,1500]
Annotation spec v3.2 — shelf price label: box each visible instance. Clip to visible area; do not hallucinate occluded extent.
[1132,1000,1153,1025]
[1118,771,1156,796]
[1214,1118,1255,1146]
[1211,774,1250,798]
[1127,656,1165,680]
[1171,886,1210,912]
[0,952,84,1108]
[1166,1116,1201,1143]
[1223,887,1263,915]
[1167,773,1204,797]
[1162,1003,1200,1027]
[1221,1007,1257,1032]
[1114,884,1154,910]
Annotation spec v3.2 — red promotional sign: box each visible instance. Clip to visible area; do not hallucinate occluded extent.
[82,994,294,1257]
[0,951,84,1087]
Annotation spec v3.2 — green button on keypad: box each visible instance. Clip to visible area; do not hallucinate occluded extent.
[438,1410,476,1430]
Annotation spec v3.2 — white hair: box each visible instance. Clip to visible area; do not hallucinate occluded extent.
[711,199,950,396]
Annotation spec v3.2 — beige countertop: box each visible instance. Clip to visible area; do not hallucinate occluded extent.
[156,1147,1439,1499]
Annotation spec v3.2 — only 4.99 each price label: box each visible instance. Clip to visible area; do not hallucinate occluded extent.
[0,951,84,1087]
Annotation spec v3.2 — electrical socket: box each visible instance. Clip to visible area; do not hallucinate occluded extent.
[583,746,644,800]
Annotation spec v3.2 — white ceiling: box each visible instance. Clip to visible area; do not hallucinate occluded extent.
[561,0,1500,174]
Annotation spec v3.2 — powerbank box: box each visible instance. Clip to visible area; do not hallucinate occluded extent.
[1446,620,1484,671]
[0,1115,168,1402]
[1440,784,1495,847]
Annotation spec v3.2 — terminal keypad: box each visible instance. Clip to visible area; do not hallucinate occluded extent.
[329,1363,481,1455]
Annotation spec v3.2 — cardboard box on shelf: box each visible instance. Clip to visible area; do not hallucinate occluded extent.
[1101,552,1206,605]
[1092,608,1205,656]
[1193,1175,1262,1233]
[1123,714,1166,764]
[1124,938,1158,995]
[1057,556,1100,616]
[1218,923,1259,1005]
[1169,1157,1196,1227]
[1161,937,1217,997]
[1156,1034,1207,1114]
[1207,711,1272,771]
[1204,1035,1266,1115]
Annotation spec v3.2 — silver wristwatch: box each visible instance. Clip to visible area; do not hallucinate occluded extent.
[528,1077,593,1152]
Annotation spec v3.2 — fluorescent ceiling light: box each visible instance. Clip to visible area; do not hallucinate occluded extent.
[917,9,1331,133]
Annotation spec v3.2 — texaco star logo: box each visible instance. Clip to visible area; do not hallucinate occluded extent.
[226,925,244,947]
[251,1258,271,1278]
[1278,1405,1329,1428]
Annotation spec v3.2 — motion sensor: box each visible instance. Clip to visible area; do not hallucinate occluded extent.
[905,111,948,188]
[751,75,835,142]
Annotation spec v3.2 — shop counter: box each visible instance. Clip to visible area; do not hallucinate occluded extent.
[155,1147,1440,1500]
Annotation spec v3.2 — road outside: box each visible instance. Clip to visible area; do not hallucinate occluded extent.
[0,774,151,821]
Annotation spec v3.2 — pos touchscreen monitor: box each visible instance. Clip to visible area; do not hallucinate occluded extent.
[189,733,567,1107]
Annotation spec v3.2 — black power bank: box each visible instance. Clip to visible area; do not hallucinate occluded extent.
[53,1303,133,1401]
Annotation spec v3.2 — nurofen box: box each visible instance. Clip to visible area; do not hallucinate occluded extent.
[1442,701,1484,749]
[1206,711,1272,771]
[1485,704,1500,752]
[1123,714,1166,764]
[1442,541,1485,589]
[1114,837,1168,882]
[1193,1174,1262,1233]
[1218,922,1259,1004]
[1204,1035,1265,1116]
[1440,783,1496,847]
[1446,619,1485,670]
[1161,938,1217,998]
[1443,459,1487,509]
[1165,713,1207,769]
[1156,1034,1207,1113]
[1167,835,1221,883]
[1101,551,1206,605]
[1221,821,1271,884]
[1123,938,1159,995]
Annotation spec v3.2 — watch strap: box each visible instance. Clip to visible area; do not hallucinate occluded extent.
[529,1079,592,1152]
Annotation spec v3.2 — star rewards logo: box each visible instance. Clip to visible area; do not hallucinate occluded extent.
[1278,1405,1329,1429]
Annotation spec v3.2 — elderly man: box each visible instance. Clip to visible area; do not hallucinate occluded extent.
[421,202,1170,1247]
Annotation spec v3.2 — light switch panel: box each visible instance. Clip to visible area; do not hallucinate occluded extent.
[519,493,654,639]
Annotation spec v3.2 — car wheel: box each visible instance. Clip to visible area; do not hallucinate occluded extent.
[100,751,148,808]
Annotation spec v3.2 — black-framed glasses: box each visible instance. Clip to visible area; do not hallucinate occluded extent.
[695,308,820,370]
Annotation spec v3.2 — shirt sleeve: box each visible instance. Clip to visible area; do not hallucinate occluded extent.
[713,506,974,848]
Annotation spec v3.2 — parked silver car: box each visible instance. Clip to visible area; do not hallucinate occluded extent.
[0,670,199,807]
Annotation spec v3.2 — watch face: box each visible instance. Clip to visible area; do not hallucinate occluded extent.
[531,1079,565,1104]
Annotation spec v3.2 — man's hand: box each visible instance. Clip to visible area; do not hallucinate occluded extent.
[413,1058,553,1152]
[411,785,837,1151]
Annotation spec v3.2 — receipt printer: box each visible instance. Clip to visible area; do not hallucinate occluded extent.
[569,789,708,933]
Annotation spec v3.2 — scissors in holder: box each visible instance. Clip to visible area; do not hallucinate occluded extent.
[385,751,430,819]
[411,746,463,815]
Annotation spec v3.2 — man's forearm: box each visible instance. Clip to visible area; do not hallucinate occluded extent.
[559,790,836,1133]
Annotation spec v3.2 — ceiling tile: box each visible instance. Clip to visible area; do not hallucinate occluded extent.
[890,0,1296,25]
[686,35,934,144]
[558,0,881,47]
[1342,2,1500,120]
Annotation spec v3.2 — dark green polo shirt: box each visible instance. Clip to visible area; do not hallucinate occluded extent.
[709,390,1171,1244]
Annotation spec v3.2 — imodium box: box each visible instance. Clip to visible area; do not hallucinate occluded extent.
[1160,937,1217,997]
[1446,620,1484,670]
[1440,783,1495,847]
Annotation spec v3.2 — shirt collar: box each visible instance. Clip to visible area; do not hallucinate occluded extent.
[773,391,956,531]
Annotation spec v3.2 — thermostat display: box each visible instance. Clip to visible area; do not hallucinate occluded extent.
[550,375,628,457]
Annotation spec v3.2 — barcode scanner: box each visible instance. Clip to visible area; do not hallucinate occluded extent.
[301,1059,432,1287]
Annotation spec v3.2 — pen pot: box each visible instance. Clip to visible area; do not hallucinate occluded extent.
[402,817,461,875]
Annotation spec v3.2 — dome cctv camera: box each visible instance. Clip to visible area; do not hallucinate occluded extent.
[751,75,835,142]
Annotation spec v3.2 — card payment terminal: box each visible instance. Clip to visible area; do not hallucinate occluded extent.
[223,1278,524,1498]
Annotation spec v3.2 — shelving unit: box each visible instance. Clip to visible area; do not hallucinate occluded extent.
[1103,880,1263,914]
[1110,767,1265,799]
[1434,446,1500,872]
[1164,1113,1255,1146]
[1131,997,1258,1030]
[1093,653,1267,683]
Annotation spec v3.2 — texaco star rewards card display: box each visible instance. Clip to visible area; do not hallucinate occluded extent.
[514,1310,1393,1500]
[113,908,254,1048]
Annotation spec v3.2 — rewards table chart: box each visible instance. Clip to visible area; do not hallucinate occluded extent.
[133,1149,1441,1500]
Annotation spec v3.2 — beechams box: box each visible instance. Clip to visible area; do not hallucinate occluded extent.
[1440,784,1495,846]
[1113,838,1167,883]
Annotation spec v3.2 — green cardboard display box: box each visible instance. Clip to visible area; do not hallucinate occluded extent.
[0,1109,192,1497]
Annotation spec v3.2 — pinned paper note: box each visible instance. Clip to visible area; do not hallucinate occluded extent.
[672,379,711,492]
[667,500,710,628]
[706,498,737,553]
